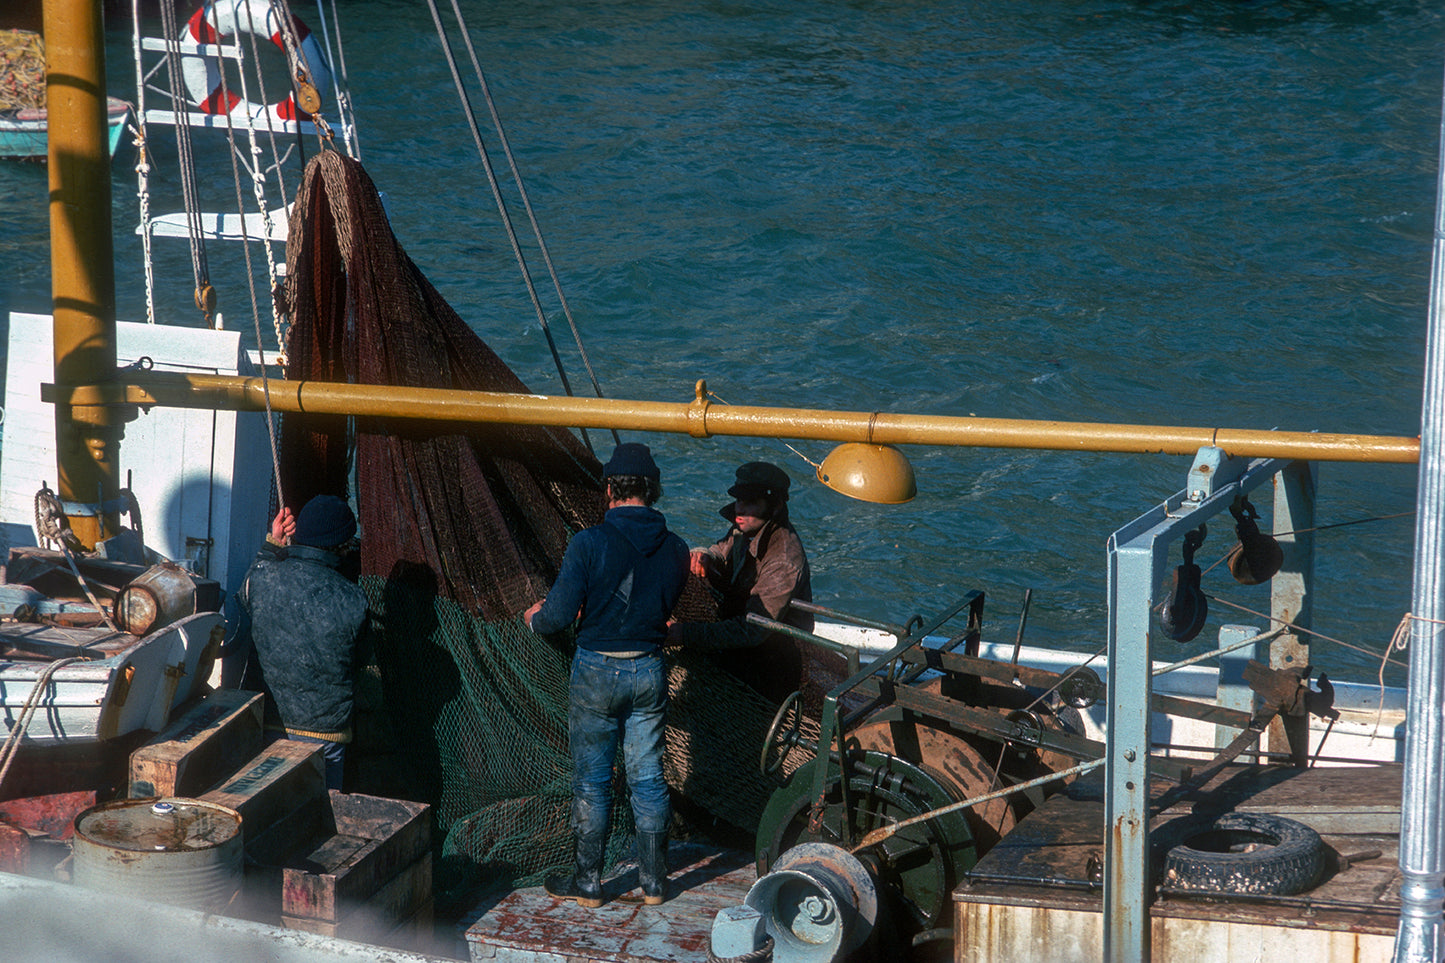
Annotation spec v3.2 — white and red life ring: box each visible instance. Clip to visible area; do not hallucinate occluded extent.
[181,0,333,125]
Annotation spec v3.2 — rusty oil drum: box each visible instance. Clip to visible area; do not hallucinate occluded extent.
[72,797,243,911]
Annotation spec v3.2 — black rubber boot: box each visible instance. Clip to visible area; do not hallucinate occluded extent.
[545,820,606,908]
[543,869,603,908]
[637,831,669,906]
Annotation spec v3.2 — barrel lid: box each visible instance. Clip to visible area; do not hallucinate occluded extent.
[75,797,241,853]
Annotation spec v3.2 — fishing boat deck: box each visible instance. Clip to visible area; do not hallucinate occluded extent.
[462,843,756,963]
[956,763,1402,962]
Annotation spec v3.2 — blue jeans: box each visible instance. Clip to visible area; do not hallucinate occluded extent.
[281,732,346,791]
[568,648,671,837]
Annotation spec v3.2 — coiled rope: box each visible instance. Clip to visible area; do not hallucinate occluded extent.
[33,487,122,634]
[0,657,84,798]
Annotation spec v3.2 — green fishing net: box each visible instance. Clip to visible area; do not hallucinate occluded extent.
[276,151,834,910]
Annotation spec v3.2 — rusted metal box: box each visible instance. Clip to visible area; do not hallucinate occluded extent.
[278,790,432,945]
[0,788,96,877]
[128,688,264,798]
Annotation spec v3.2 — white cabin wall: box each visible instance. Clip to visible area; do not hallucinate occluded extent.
[1,312,273,600]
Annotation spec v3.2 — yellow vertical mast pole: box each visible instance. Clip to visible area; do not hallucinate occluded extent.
[43,0,126,549]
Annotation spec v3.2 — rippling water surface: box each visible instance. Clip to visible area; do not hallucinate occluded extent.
[1,0,1440,683]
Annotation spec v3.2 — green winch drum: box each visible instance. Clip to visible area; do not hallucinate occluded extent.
[72,797,243,911]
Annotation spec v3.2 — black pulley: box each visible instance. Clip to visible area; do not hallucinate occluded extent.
[1226,496,1283,586]
[1157,525,1207,643]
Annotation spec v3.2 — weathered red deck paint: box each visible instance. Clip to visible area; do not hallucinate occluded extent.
[0,789,96,839]
[465,844,756,962]
[0,820,28,873]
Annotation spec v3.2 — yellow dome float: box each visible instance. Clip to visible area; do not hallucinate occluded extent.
[816,443,917,504]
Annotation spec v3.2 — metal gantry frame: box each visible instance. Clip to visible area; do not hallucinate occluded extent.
[1103,448,1311,961]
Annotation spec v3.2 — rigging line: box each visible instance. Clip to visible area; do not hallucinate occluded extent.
[157,0,212,319]
[1374,613,1445,732]
[235,0,292,513]
[444,0,616,439]
[58,544,120,634]
[0,658,84,798]
[1151,626,1288,676]
[196,2,289,505]
[1205,593,1408,670]
[1018,644,1109,718]
[225,0,295,345]
[234,0,298,219]
[422,0,593,454]
[1196,510,1415,580]
[223,89,287,512]
[130,0,157,324]
[1272,511,1415,538]
[707,390,823,470]
[266,0,335,194]
[422,0,572,392]
[315,0,360,159]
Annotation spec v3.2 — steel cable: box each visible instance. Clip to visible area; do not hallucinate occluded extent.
[424,0,618,453]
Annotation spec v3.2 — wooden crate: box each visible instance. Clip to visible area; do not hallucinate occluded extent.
[279,790,431,941]
[282,853,433,942]
[201,738,329,866]
[128,688,263,798]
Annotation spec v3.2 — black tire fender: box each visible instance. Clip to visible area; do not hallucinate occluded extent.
[1160,812,1326,896]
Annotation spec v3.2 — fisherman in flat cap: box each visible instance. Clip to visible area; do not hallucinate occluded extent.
[525,443,689,909]
[669,461,814,704]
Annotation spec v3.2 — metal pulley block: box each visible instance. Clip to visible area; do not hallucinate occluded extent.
[295,78,322,116]
[1058,665,1104,708]
[1157,524,1208,642]
[1226,495,1284,585]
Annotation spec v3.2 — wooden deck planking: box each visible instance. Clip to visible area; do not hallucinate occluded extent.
[464,844,756,963]
[957,763,1403,932]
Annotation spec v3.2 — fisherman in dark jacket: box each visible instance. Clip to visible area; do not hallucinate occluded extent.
[669,461,813,704]
[237,494,368,790]
[524,443,689,908]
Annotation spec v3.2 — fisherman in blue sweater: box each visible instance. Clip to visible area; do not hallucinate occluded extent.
[524,443,690,908]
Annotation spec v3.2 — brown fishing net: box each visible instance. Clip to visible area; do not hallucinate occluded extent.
[275,150,839,906]
[0,30,45,112]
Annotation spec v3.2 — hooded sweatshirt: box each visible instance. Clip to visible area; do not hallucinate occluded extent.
[530,504,689,654]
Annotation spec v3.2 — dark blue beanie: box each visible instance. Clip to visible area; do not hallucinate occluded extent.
[294,495,357,548]
[603,443,660,481]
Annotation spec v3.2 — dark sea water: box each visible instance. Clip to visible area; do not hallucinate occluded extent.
[1,0,1440,685]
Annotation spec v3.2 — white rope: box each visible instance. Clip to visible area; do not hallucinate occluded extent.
[1372,612,1445,738]
[1151,625,1288,676]
[0,658,83,797]
[130,0,158,324]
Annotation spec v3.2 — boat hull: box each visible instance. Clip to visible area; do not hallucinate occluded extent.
[0,97,130,161]
[0,613,221,744]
